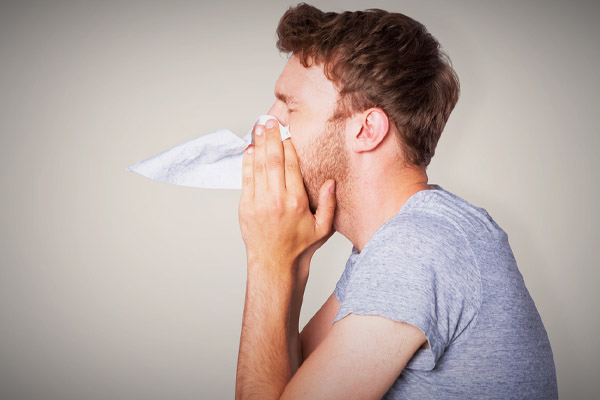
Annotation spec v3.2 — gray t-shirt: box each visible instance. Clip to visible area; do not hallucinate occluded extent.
[333,184,557,399]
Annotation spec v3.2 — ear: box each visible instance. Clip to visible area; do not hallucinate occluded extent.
[350,108,390,153]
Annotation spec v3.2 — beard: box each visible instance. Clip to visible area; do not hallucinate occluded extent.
[295,118,351,216]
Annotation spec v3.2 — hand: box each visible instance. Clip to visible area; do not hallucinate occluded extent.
[238,118,337,273]
[295,226,335,277]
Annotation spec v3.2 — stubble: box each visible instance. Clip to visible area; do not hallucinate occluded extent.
[296,118,352,220]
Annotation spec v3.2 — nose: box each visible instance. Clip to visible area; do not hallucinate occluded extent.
[266,101,288,126]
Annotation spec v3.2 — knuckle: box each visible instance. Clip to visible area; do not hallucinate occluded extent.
[285,161,297,173]
[289,195,306,213]
[254,162,265,174]
[287,196,300,211]
[267,154,283,170]
[256,202,269,216]
[270,196,284,212]
[238,203,250,220]
[242,175,253,186]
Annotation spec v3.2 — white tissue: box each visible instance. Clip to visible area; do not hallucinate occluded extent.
[125,114,291,189]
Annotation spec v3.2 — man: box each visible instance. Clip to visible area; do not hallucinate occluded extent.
[236,3,557,399]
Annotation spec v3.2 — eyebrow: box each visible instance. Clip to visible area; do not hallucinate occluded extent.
[275,91,300,107]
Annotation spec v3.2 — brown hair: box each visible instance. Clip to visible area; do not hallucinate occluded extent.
[276,3,460,168]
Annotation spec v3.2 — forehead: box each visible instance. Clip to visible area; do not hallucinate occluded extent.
[274,55,339,110]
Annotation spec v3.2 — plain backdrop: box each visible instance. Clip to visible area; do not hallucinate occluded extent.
[0,0,598,399]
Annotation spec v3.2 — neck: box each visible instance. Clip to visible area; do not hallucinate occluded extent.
[334,164,434,253]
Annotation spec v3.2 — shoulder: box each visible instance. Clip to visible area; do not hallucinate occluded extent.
[366,204,483,300]
[352,209,482,309]
[362,186,502,278]
[362,205,470,272]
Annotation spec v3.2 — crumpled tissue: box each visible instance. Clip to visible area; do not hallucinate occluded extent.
[125,114,291,189]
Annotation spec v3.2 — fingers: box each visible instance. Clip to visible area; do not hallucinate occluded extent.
[264,119,285,193]
[282,138,305,196]
[254,119,285,194]
[241,144,254,200]
[252,124,268,196]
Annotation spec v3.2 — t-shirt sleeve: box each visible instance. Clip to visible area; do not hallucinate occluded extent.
[333,249,357,303]
[332,214,482,371]
[333,269,347,303]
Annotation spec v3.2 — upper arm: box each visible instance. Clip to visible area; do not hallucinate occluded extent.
[281,313,427,400]
[299,291,340,361]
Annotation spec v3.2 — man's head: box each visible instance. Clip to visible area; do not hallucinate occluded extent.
[267,3,459,213]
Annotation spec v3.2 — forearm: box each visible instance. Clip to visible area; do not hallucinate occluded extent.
[289,256,310,375]
[235,256,295,400]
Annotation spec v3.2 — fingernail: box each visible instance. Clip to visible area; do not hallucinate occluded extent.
[255,125,264,135]
[329,181,336,193]
[246,146,254,154]
[266,119,276,129]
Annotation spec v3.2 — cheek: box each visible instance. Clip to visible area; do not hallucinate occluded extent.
[288,113,324,165]
[290,120,316,145]
[290,137,306,163]
[289,137,313,178]
[288,122,307,158]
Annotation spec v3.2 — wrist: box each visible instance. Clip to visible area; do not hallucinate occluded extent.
[246,250,296,273]
[295,251,313,276]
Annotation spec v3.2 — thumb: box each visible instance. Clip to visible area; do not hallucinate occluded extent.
[314,179,336,237]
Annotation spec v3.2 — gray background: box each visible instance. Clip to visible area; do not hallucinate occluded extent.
[0,0,598,398]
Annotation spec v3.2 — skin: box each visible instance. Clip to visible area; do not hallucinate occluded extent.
[266,56,351,218]
[266,55,434,251]
[235,54,433,399]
